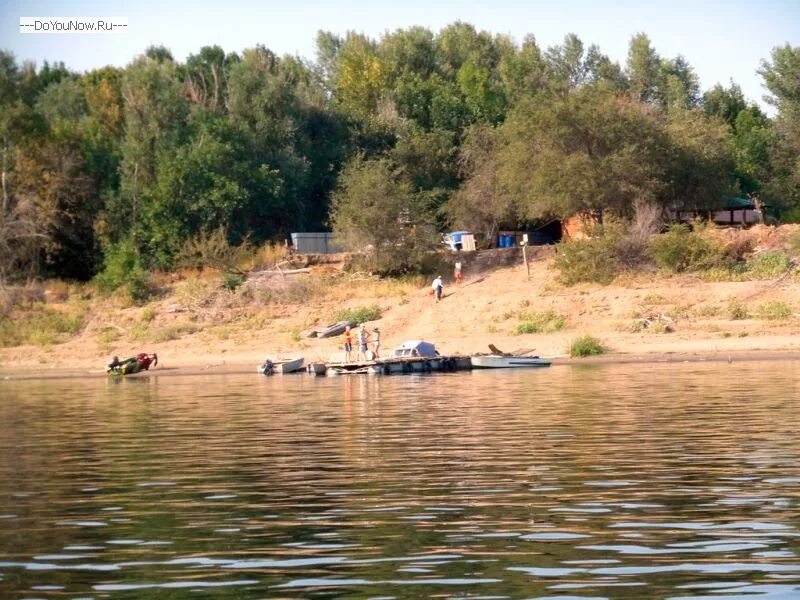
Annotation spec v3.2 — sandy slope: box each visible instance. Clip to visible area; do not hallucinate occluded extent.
[2,248,800,375]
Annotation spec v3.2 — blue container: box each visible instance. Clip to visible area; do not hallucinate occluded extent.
[498,235,507,248]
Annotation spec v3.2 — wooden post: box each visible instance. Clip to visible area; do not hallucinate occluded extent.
[522,245,530,279]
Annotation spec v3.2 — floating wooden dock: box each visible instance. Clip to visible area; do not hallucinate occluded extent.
[312,355,472,376]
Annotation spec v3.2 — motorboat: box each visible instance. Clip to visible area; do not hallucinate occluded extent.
[258,357,305,375]
[470,355,551,369]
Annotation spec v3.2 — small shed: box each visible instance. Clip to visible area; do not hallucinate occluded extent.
[392,340,438,358]
[667,197,765,226]
[291,232,341,254]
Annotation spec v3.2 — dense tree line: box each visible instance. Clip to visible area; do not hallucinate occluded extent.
[0,24,798,280]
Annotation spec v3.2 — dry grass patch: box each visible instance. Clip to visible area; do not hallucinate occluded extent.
[0,302,87,347]
[754,301,793,321]
[693,304,720,318]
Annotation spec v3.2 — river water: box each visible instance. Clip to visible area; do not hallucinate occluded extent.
[1,362,800,599]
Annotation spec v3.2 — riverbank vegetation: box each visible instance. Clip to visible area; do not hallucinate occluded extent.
[2,227,800,368]
[2,25,800,365]
[1,26,799,286]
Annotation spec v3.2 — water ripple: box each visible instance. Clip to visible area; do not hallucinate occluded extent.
[2,363,800,597]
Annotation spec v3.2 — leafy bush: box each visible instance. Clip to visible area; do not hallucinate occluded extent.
[417,252,454,277]
[332,304,382,325]
[787,229,800,252]
[648,320,672,334]
[649,224,729,273]
[94,240,153,304]
[754,301,793,321]
[694,304,720,317]
[554,232,621,285]
[128,323,149,341]
[727,300,749,320]
[515,322,538,334]
[177,227,254,273]
[552,217,660,285]
[126,270,154,305]
[94,240,139,291]
[221,271,245,291]
[569,335,605,357]
[515,310,566,334]
[746,252,793,279]
[780,207,800,224]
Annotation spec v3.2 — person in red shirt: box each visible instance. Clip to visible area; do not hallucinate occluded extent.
[107,353,158,375]
[136,353,157,371]
[343,326,353,362]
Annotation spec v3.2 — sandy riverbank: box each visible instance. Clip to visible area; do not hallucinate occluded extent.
[2,240,800,380]
[4,349,800,381]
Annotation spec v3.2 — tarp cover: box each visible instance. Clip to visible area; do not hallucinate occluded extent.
[392,340,438,357]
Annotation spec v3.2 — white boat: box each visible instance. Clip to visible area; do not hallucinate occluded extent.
[470,355,551,369]
[391,340,439,358]
[258,357,305,375]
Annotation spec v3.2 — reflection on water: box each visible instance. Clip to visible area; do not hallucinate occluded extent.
[1,362,800,598]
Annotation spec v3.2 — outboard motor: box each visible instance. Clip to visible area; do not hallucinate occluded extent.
[258,359,274,376]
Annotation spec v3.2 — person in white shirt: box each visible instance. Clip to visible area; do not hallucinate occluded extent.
[432,276,443,302]
[357,324,370,361]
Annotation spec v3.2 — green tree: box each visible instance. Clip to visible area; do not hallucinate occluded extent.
[585,45,627,90]
[435,22,499,77]
[496,86,668,222]
[141,111,281,265]
[380,26,437,81]
[732,107,773,195]
[330,155,436,274]
[227,46,334,231]
[659,56,700,110]
[497,34,546,104]
[331,33,388,118]
[34,78,87,124]
[662,109,736,209]
[626,33,661,104]
[183,45,238,112]
[703,82,748,124]
[445,123,515,242]
[115,50,186,251]
[545,33,590,93]
[457,58,506,123]
[759,44,800,119]
[759,45,800,208]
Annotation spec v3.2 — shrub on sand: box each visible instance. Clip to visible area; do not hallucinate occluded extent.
[569,335,604,357]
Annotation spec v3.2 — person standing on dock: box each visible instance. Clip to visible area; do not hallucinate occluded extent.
[372,327,381,359]
[432,276,444,302]
[357,324,370,361]
[343,325,353,362]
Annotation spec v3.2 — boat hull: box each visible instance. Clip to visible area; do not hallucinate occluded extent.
[258,357,305,374]
[470,355,551,369]
[277,358,305,374]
